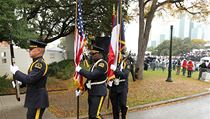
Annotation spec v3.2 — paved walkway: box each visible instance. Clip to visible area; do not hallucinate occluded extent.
[1,93,210,119]
[0,94,57,119]
[125,95,210,119]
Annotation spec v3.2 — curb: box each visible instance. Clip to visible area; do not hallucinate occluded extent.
[128,91,210,112]
[75,91,210,119]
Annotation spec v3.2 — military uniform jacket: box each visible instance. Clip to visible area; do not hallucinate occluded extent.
[199,63,207,69]
[111,60,130,93]
[79,59,108,96]
[14,57,49,108]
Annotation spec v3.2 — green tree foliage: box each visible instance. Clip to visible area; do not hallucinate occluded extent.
[19,0,130,44]
[1,0,130,48]
[0,0,37,48]
[191,39,207,49]
[154,37,194,56]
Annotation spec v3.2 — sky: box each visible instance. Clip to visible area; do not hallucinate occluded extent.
[124,16,210,54]
[48,16,210,54]
[124,1,210,54]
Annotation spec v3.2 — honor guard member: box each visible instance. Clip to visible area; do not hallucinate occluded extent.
[109,53,131,119]
[75,45,108,119]
[10,40,49,119]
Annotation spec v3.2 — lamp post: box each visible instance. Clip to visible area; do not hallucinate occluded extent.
[166,25,173,82]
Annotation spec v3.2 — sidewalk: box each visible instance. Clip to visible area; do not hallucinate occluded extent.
[1,91,210,119]
[0,94,57,119]
[76,91,210,119]
[125,93,210,119]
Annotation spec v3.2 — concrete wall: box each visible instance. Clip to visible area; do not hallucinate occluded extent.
[44,50,67,63]
[0,47,66,77]
[65,33,74,60]
[0,47,14,77]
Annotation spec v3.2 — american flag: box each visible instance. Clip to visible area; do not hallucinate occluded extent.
[74,0,85,90]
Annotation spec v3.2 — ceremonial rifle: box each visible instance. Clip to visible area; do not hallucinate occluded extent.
[9,36,20,101]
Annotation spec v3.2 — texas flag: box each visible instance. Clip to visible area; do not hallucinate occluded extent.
[108,5,120,80]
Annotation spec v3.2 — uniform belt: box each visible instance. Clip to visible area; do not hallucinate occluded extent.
[119,79,126,82]
[113,78,126,86]
[91,79,107,85]
[28,87,46,90]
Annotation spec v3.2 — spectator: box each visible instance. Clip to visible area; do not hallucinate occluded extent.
[207,62,210,69]
[150,59,156,71]
[198,61,207,80]
[187,60,194,77]
[176,59,181,75]
[181,59,188,76]
[161,59,166,71]
[144,58,149,71]
[172,60,176,71]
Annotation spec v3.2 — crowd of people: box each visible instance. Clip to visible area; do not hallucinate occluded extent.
[143,55,210,79]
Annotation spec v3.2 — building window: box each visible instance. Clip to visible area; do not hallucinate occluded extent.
[2,59,7,63]
[1,52,6,57]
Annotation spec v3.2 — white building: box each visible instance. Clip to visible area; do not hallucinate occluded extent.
[0,45,67,77]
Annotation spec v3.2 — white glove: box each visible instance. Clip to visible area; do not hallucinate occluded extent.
[114,78,120,85]
[107,80,113,87]
[10,65,19,74]
[75,65,82,72]
[12,81,22,88]
[110,64,117,71]
[75,90,81,97]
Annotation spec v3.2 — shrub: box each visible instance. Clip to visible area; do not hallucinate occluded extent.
[0,75,13,95]
[48,59,75,80]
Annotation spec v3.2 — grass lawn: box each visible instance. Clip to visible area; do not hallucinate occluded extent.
[48,69,210,118]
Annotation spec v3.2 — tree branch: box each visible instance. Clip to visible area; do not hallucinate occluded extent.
[144,0,151,7]
[175,2,203,15]
[156,0,184,8]
[45,18,75,43]
[26,6,41,20]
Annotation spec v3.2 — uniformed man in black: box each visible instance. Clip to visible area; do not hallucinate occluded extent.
[109,53,131,119]
[198,61,207,80]
[75,45,108,119]
[10,40,49,119]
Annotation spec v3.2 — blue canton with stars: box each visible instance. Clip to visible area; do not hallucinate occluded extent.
[77,0,84,36]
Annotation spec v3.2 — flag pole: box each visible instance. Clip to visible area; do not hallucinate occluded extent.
[118,0,123,64]
[75,0,79,119]
[77,89,79,119]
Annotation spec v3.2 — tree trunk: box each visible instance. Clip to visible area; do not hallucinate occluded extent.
[135,0,157,80]
[135,0,145,80]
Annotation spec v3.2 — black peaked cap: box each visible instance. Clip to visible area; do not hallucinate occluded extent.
[29,40,47,48]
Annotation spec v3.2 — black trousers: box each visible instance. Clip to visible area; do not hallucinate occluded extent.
[27,108,45,119]
[187,70,193,77]
[198,68,206,80]
[110,90,128,119]
[88,95,105,119]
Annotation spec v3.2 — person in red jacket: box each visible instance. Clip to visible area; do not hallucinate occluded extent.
[181,59,188,76]
[187,60,194,77]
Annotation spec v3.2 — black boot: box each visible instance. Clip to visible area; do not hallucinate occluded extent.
[121,106,128,119]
